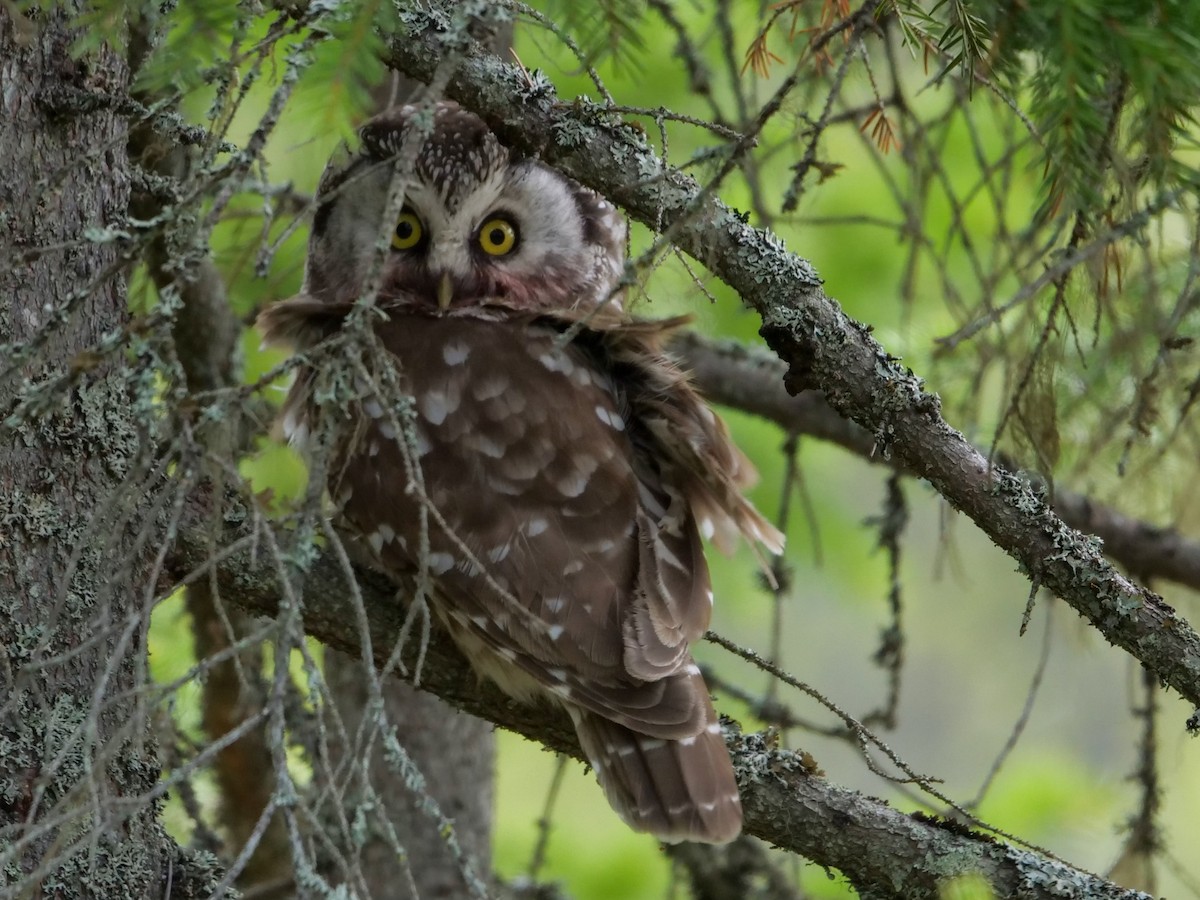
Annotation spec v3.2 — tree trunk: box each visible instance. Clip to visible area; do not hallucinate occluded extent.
[325,653,495,897]
[0,5,214,897]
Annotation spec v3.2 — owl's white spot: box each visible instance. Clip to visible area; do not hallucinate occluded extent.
[545,597,565,614]
[368,440,381,457]
[379,422,397,440]
[679,735,698,747]
[499,453,541,481]
[426,552,455,575]
[363,398,384,419]
[471,615,488,629]
[497,647,517,661]
[525,517,549,537]
[442,340,471,365]
[419,389,457,425]
[699,517,716,540]
[471,434,506,458]
[706,722,722,735]
[367,531,384,555]
[487,543,511,563]
[411,426,432,457]
[377,523,395,543]
[685,663,701,676]
[557,470,590,498]
[537,351,574,376]
[547,668,567,681]
[587,538,616,555]
[547,624,565,641]
[594,405,625,431]
[562,560,583,576]
[472,375,509,401]
[615,743,639,758]
[706,589,715,607]
[639,738,667,751]
[456,557,482,577]
[488,477,524,496]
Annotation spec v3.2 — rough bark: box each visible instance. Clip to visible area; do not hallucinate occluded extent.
[324,651,495,898]
[0,5,218,897]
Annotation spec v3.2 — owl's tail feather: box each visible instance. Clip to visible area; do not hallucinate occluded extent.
[569,708,742,844]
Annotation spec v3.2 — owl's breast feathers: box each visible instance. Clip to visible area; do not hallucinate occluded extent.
[258,296,783,842]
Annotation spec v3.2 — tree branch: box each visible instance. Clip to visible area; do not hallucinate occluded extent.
[672,332,1200,595]
[163,496,1152,900]
[382,22,1200,715]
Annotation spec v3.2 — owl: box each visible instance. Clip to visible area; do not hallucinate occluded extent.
[258,101,783,844]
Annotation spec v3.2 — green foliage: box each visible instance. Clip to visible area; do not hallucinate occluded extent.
[538,0,647,69]
[895,0,1200,215]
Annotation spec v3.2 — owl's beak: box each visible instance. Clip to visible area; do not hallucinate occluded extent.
[437,273,454,310]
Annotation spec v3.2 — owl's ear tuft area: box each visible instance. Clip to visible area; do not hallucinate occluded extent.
[256,295,350,351]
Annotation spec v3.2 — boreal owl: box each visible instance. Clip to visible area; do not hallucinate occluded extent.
[258,101,783,844]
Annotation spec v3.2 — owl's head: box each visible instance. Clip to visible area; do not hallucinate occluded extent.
[302,101,627,318]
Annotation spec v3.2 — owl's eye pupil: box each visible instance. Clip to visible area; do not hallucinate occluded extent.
[397,222,413,239]
[488,227,504,244]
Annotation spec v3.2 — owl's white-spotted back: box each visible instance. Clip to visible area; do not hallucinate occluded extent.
[259,101,782,844]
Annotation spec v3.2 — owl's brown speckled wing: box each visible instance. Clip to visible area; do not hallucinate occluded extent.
[259,298,782,843]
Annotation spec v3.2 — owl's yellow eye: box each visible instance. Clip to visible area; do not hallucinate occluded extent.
[477,217,518,256]
[392,209,424,250]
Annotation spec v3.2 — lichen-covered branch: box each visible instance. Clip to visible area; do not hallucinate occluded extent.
[383,22,1200,713]
[673,332,1200,595]
[163,500,1151,900]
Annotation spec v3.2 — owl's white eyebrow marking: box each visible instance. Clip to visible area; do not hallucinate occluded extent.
[594,405,625,431]
[442,340,470,365]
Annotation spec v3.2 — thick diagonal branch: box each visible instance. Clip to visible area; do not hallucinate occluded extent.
[673,332,1200,595]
